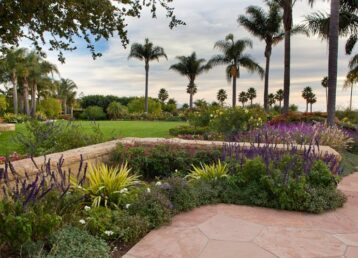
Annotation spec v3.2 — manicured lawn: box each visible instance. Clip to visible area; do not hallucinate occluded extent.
[0,120,186,156]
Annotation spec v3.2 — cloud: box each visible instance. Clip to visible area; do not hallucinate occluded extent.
[36,0,355,111]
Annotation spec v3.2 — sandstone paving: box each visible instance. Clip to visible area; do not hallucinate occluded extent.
[124,173,358,258]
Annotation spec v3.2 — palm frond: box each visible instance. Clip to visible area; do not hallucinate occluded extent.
[346,35,357,55]
[239,55,264,79]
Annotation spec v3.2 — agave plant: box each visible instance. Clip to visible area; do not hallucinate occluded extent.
[71,162,140,208]
[186,160,228,181]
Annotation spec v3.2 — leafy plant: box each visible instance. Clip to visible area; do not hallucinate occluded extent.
[72,162,141,207]
[38,97,62,118]
[186,160,228,181]
[81,105,107,120]
[106,101,128,119]
[2,112,30,123]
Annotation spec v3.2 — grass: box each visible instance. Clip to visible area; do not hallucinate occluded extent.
[0,120,186,156]
[341,150,358,175]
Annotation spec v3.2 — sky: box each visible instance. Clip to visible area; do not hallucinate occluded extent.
[24,0,357,111]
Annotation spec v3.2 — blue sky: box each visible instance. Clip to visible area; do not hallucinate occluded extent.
[32,0,355,111]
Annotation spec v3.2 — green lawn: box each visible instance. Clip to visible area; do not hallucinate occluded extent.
[0,121,186,156]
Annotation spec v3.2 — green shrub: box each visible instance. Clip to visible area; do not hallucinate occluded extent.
[169,125,208,136]
[85,207,149,243]
[128,97,162,114]
[3,112,30,123]
[80,95,134,110]
[0,94,7,115]
[35,111,47,121]
[106,101,128,119]
[48,227,110,258]
[186,160,228,181]
[82,105,107,120]
[38,98,62,118]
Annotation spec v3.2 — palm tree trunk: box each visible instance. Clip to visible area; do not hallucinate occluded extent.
[232,77,237,107]
[23,78,30,116]
[327,0,340,126]
[325,87,328,112]
[144,63,149,114]
[350,85,353,111]
[31,82,37,117]
[63,99,67,115]
[11,71,18,114]
[283,2,292,114]
[264,47,271,111]
[70,106,74,119]
[189,93,193,109]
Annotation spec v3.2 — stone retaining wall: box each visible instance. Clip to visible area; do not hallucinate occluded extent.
[0,137,341,184]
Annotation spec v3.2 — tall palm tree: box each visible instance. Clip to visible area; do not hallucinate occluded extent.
[170,52,211,109]
[275,89,284,110]
[0,48,27,114]
[239,91,249,107]
[128,38,167,113]
[217,89,228,107]
[238,2,284,111]
[246,87,257,106]
[57,78,77,115]
[209,34,264,107]
[302,86,313,113]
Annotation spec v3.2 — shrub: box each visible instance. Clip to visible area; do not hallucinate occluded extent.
[81,105,107,120]
[48,227,110,258]
[80,95,134,110]
[186,160,228,181]
[15,120,104,156]
[35,111,47,121]
[85,207,149,243]
[169,125,208,136]
[38,97,62,118]
[3,112,30,123]
[106,101,128,119]
[72,162,141,208]
[0,94,7,114]
[127,97,162,114]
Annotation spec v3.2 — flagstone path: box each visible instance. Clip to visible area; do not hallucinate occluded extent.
[123,172,358,258]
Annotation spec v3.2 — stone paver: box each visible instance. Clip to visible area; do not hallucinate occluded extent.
[125,173,358,258]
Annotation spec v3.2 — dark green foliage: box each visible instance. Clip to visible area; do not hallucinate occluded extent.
[129,188,173,228]
[80,95,135,111]
[169,125,208,136]
[15,120,104,156]
[81,106,107,120]
[48,227,110,258]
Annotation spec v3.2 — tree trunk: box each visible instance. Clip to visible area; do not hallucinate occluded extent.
[189,93,193,109]
[144,62,149,114]
[264,45,272,111]
[11,71,18,114]
[325,87,328,112]
[19,96,24,113]
[327,0,340,126]
[23,78,30,116]
[31,82,37,117]
[70,106,74,119]
[350,85,353,111]
[283,2,292,114]
[232,76,237,107]
[306,102,308,113]
[63,99,67,115]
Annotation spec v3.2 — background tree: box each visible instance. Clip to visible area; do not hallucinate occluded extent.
[209,34,264,107]
[217,89,228,107]
[239,91,249,107]
[246,87,257,106]
[57,79,77,115]
[302,86,313,112]
[239,2,284,111]
[321,76,328,110]
[0,0,183,63]
[170,52,211,109]
[275,89,284,110]
[268,93,276,108]
[308,92,317,112]
[129,38,167,113]
[158,88,169,103]
[344,69,357,111]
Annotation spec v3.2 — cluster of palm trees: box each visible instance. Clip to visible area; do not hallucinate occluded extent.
[237,88,257,107]
[128,0,356,124]
[0,48,77,117]
[302,87,317,112]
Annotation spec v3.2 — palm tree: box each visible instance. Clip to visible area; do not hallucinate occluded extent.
[308,92,317,113]
[57,79,77,115]
[246,87,257,106]
[268,93,276,108]
[344,68,357,111]
[275,89,284,110]
[302,86,313,113]
[217,89,228,107]
[0,48,27,114]
[321,76,328,111]
[238,2,284,111]
[209,34,264,107]
[239,91,249,107]
[158,88,169,103]
[170,52,211,109]
[128,38,167,113]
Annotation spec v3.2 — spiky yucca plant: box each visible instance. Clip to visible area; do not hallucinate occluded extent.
[186,160,228,181]
[72,162,140,207]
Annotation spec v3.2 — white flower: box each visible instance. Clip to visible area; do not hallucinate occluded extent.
[155,181,162,186]
[79,219,86,225]
[119,188,128,194]
[175,169,178,173]
[146,188,151,193]
[84,206,91,211]
[244,109,249,114]
[125,204,131,209]
[104,230,114,236]
[210,114,214,118]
